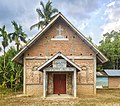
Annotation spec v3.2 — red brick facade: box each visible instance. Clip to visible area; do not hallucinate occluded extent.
[25,19,95,57]
[23,17,97,96]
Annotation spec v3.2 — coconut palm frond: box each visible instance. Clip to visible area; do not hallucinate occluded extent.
[30,0,58,30]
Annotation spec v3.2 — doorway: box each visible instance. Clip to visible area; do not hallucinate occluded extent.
[54,74,66,94]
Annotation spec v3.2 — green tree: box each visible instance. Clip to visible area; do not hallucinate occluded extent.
[88,36,93,43]
[87,36,97,47]
[0,47,23,90]
[30,0,58,30]
[0,25,9,68]
[5,48,23,89]
[9,21,27,51]
[98,30,120,69]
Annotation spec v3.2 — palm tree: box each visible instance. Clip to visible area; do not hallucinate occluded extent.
[0,47,1,52]
[9,21,27,51]
[30,0,58,30]
[0,25,9,68]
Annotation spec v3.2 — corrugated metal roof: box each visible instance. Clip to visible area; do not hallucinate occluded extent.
[104,69,120,76]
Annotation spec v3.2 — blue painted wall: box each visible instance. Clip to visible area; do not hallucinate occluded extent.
[96,77,108,88]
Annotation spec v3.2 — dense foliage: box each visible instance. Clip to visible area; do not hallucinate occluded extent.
[0,0,58,92]
[0,21,26,91]
[98,30,120,70]
[0,47,23,90]
[0,25,9,69]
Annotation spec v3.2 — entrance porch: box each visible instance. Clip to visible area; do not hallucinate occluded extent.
[43,70,76,97]
[37,52,81,98]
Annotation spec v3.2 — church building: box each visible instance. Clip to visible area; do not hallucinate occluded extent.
[12,13,108,97]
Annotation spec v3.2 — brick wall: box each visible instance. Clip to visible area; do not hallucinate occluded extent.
[108,77,120,88]
[24,18,96,96]
[24,18,95,57]
[24,59,44,96]
[26,85,43,96]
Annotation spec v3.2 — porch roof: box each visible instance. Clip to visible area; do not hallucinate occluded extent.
[37,52,81,71]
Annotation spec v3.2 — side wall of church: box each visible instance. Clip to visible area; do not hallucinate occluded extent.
[24,59,45,96]
[76,59,96,96]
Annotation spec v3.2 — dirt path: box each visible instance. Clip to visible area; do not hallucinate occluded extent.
[0,89,120,106]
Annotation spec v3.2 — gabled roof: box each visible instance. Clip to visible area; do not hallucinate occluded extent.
[12,12,108,64]
[104,69,120,76]
[37,52,81,71]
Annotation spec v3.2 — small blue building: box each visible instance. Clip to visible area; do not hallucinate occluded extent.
[96,71,108,88]
[105,69,120,88]
[96,70,120,88]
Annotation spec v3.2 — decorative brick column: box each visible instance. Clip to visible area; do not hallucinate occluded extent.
[66,73,73,95]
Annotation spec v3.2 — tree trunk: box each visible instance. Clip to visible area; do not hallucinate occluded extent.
[17,44,19,51]
[117,58,118,69]
[113,60,116,69]
[3,47,6,88]
[3,47,5,69]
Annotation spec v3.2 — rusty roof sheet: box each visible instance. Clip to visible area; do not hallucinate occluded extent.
[96,71,108,76]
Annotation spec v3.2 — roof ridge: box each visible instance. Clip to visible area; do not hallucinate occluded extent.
[12,12,108,64]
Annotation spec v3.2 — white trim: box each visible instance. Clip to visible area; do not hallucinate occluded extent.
[72,72,74,95]
[12,12,108,63]
[45,67,75,72]
[12,14,60,62]
[59,14,108,63]
[46,73,48,95]
[51,38,69,40]
[23,57,26,94]
[74,69,76,97]
[94,57,96,95]
[37,52,81,71]
[43,70,46,97]
[25,56,95,60]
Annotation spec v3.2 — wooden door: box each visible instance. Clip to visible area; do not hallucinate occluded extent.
[54,74,66,94]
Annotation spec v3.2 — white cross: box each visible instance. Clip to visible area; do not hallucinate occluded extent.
[57,25,63,35]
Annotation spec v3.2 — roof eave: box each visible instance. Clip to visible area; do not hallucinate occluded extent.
[12,12,108,64]
[12,13,61,63]
[59,13,108,63]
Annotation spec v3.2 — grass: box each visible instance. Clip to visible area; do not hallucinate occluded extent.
[0,89,120,106]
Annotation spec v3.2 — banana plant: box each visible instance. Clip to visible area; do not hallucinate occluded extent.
[4,75,15,88]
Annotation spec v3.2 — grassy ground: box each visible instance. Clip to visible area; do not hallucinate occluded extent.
[0,89,120,106]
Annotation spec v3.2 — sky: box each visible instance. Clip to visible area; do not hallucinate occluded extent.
[0,0,120,55]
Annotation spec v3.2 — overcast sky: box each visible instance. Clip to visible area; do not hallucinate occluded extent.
[0,0,120,53]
